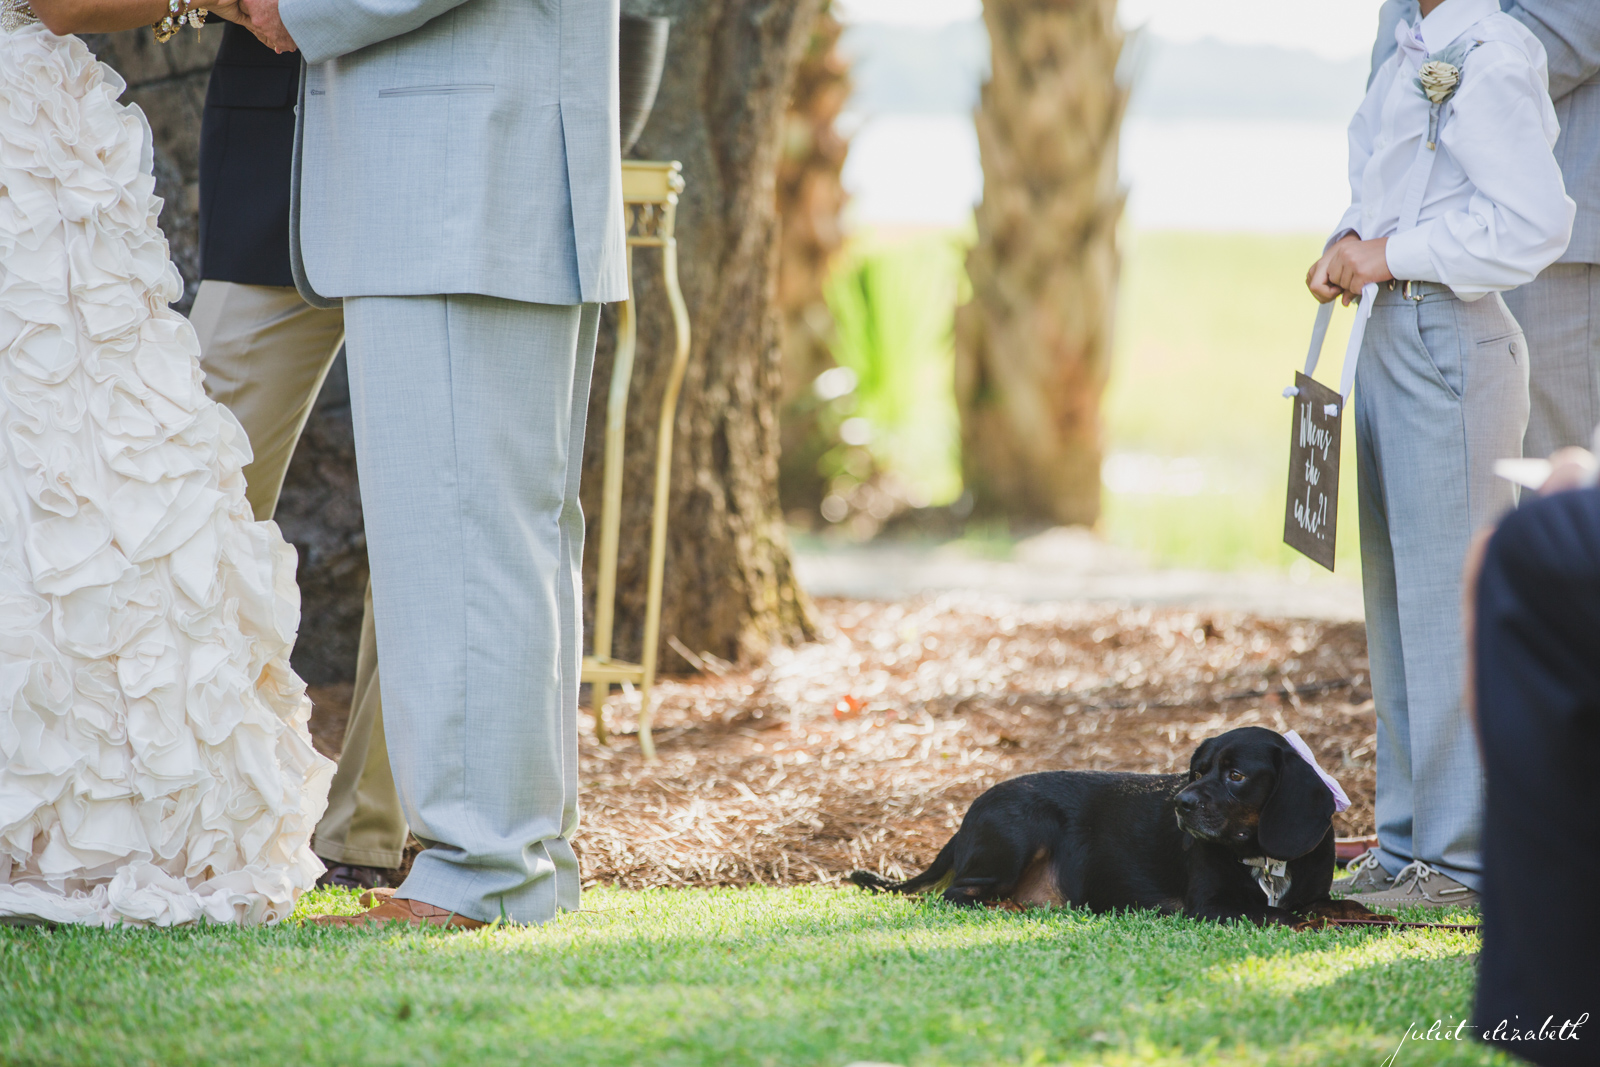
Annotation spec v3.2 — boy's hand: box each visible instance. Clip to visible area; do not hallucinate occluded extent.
[1326,237,1394,304]
[1305,238,1354,304]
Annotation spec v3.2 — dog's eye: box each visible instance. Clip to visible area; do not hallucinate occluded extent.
[1227,770,1246,783]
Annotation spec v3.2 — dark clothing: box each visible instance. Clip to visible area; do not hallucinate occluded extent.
[198,23,300,286]
[1473,486,1600,1067]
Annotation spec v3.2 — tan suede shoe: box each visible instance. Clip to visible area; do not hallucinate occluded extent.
[310,890,486,930]
[1355,861,1479,909]
[1331,849,1395,896]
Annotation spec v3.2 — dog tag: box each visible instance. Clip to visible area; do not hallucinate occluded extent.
[1283,371,1341,571]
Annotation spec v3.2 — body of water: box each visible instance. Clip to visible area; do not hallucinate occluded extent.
[842,114,1354,234]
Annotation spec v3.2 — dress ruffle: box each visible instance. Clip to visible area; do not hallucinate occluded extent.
[0,23,333,926]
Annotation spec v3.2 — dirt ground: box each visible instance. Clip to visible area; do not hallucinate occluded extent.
[307,596,1378,889]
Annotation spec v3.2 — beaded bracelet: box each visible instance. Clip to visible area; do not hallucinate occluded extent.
[153,0,205,42]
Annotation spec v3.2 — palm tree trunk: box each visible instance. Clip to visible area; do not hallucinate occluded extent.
[775,3,852,520]
[955,0,1127,527]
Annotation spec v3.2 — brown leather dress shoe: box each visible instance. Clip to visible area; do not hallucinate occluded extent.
[310,892,487,930]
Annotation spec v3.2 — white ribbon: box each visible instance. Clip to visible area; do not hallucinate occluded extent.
[1283,729,1351,813]
[1283,285,1377,416]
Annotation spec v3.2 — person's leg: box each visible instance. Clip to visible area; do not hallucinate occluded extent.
[1502,263,1600,459]
[556,304,601,856]
[1363,289,1527,893]
[189,281,347,520]
[1354,349,1413,881]
[1472,487,1600,1066]
[343,294,596,924]
[309,579,407,870]
[192,280,408,873]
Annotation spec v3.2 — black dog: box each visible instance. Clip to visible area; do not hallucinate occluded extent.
[850,726,1384,926]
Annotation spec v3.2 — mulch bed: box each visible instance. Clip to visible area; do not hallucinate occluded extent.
[308,596,1380,890]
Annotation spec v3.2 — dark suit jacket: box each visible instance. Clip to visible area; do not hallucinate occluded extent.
[1473,486,1600,1067]
[198,23,300,286]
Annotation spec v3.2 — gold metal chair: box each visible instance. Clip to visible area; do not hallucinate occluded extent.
[582,160,691,761]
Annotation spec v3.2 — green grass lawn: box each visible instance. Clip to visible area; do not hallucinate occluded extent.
[1,886,1497,1067]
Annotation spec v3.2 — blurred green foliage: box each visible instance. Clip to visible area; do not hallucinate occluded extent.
[798,232,967,536]
[797,227,1365,577]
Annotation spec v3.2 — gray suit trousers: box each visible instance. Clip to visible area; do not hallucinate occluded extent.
[1502,264,1600,458]
[343,294,597,923]
[1356,284,1529,892]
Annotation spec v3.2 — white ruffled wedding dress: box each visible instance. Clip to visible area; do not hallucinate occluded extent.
[0,8,334,925]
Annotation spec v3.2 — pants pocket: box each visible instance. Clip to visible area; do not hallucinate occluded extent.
[1477,331,1525,373]
[1413,303,1466,400]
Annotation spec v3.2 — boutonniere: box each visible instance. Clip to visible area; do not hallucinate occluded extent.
[1414,38,1483,149]
[1417,60,1460,104]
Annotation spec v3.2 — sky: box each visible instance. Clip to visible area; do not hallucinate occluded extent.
[835,0,1385,61]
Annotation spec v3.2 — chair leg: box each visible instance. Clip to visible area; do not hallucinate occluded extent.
[637,680,655,761]
[592,681,610,745]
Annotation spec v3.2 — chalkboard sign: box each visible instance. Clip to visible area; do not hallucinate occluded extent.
[1283,371,1341,571]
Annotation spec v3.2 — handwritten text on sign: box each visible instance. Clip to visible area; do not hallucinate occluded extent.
[1283,371,1342,571]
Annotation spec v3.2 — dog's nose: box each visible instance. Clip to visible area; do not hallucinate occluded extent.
[1177,793,1199,814]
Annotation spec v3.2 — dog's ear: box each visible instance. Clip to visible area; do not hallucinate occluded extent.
[1257,744,1335,859]
[1189,735,1217,775]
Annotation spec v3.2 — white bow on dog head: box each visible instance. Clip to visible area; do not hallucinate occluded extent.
[1284,729,1350,813]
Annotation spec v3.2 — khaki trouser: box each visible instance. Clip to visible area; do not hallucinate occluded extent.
[191,280,408,869]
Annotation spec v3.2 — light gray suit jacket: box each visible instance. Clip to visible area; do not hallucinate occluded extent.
[1370,0,1600,265]
[280,0,629,309]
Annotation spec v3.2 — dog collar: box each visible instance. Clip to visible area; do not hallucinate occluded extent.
[1243,856,1291,907]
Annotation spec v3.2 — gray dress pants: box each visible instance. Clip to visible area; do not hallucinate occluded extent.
[1502,263,1600,459]
[1356,283,1529,892]
[343,294,597,924]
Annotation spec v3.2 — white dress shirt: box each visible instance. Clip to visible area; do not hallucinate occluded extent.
[1334,0,1575,299]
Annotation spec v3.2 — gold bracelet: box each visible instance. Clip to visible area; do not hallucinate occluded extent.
[153,0,205,42]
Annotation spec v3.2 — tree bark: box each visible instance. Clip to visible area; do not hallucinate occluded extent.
[590,0,822,668]
[954,0,1127,527]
